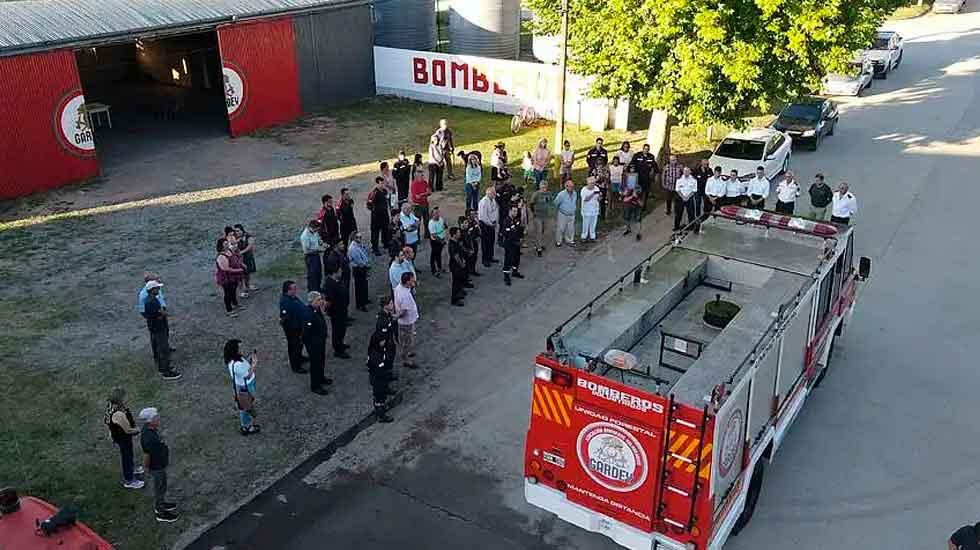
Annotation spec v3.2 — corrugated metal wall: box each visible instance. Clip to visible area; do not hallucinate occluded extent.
[217,17,302,137]
[0,49,100,199]
[293,5,375,113]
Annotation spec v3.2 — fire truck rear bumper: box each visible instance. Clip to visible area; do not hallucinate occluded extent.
[524,481,691,550]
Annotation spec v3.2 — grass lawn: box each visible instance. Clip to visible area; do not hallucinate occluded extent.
[890,1,932,19]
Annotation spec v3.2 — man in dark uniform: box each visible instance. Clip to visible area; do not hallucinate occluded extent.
[368,177,390,255]
[392,150,411,206]
[366,296,397,423]
[337,187,357,247]
[279,281,308,374]
[302,291,331,395]
[448,227,467,307]
[317,194,340,248]
[495,178,516,230]
[691,158,712,219]
[586,138,608,174]
[323,243,353,322]
[500,205,525,286]
[632,143,659,210]
[322,268,351,359]
[457,216,475,288]
[464,210,482,277]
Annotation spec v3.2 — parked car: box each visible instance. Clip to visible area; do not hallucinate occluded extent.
[933,0,967,13]
[707,128,792,182]
[822,55,874,96]
[771,97,839,150]
[867,30,904,78]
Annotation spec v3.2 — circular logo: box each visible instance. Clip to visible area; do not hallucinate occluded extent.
[718,409,744,478]
[55,90,96,155]
[222,64,246,117]
[576,422,648,492]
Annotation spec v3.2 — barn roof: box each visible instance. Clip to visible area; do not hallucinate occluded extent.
[0,0,364,56]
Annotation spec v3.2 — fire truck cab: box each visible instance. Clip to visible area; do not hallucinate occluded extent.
[524,207,870,550]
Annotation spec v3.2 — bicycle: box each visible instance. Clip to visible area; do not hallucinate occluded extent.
[511,105,538,134]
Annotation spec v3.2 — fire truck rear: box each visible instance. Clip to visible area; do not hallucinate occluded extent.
[524,207,871,550]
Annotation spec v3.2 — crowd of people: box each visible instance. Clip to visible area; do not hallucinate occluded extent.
[121,117,862,525]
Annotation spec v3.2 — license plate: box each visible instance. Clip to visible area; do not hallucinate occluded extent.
[543,451,566,468]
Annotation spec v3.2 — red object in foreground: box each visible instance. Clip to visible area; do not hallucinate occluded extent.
[717,205,838,236]
[0,496,113,550]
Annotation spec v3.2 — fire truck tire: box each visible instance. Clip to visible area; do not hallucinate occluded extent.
[814,337,836,389]
[732,461,765,536]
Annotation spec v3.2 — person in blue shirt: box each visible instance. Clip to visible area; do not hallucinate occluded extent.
[279,280,309,374]
[347,232,372,312]
[142,281,180,380]
[137,272,167,313]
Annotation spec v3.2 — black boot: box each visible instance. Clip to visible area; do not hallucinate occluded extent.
[512,270,525,279]
[375,405,394,423]
[504,272,512,286]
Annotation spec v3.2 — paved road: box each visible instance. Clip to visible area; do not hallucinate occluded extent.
[190,7,980,550]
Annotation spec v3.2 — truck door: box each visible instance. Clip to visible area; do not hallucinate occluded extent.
[565,395,662,532]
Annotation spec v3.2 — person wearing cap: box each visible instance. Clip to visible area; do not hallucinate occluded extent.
[137,271,176,351]
[300,219,325,292]
[139,407,179,522]
[393,151,411,205]
[142,280,181,380]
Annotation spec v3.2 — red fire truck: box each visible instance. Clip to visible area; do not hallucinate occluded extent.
[524,206,871,550]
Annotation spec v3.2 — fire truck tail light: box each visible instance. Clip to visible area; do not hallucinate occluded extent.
[530,459,542,471]
[534,364,553,382]
[527,475,539,484]
[543,470,555,481]
[552,371,572,387]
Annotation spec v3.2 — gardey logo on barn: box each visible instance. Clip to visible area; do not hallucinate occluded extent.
[577,422,648,492]
[55,90,96,156]
[222,63,246,117]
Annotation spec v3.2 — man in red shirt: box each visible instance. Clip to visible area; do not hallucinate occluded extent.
[410,173,432,240]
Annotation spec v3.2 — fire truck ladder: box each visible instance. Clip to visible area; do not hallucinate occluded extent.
[658,396,709,532]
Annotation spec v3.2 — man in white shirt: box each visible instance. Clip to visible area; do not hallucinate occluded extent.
[477,186,499,267]
[393,271,419,370]
[831,182,858,225]
[775,171,801,215]
[724,169,744,206]
[746,166,770,209]
[704,166,726,215]
[674,166,698,231]
[553,179,578,246]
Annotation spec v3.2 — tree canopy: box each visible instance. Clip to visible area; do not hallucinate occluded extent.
[527,0,905,126]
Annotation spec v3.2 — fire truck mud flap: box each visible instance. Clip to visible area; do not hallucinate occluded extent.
[525,482,690,550]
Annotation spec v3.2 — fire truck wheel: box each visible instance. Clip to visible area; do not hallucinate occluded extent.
[813,337,836,389]
[732,461,765,536]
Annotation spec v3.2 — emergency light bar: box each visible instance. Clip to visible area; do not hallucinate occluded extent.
[716,206,838,236]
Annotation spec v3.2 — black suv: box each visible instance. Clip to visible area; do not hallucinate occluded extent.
[771,97,839,151]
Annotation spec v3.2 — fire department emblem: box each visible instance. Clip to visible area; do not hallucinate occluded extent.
[718,408,744,478]
[577,422,648,492]
[222,63,246,117]
[55,90,95,155]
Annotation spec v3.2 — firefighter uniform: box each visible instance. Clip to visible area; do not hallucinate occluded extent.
[449,236,467,306]
[367,310,397,422]
[501,213,525,285]
[465,217,481,276]
[302,304,331,394]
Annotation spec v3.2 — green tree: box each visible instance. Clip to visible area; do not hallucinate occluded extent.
[528,0,904,126]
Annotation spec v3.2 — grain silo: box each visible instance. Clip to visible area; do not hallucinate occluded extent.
[448,0,521,60]
[374,0,437,51]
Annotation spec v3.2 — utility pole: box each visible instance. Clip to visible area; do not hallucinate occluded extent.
[553,0,570,165]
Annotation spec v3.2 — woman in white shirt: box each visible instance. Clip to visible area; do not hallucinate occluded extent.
[225,339,259,436]
[608,156,625,201]
[617,141,634,169]
[580,178,601,241]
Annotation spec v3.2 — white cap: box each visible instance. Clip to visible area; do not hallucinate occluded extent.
[145,280,163,291]
[138,407,159,423]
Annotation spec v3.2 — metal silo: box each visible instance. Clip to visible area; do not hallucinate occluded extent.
[448,0,521,60]
[373,0,437,51]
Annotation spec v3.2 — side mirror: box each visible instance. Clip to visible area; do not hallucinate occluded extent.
[858,257,872,280]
